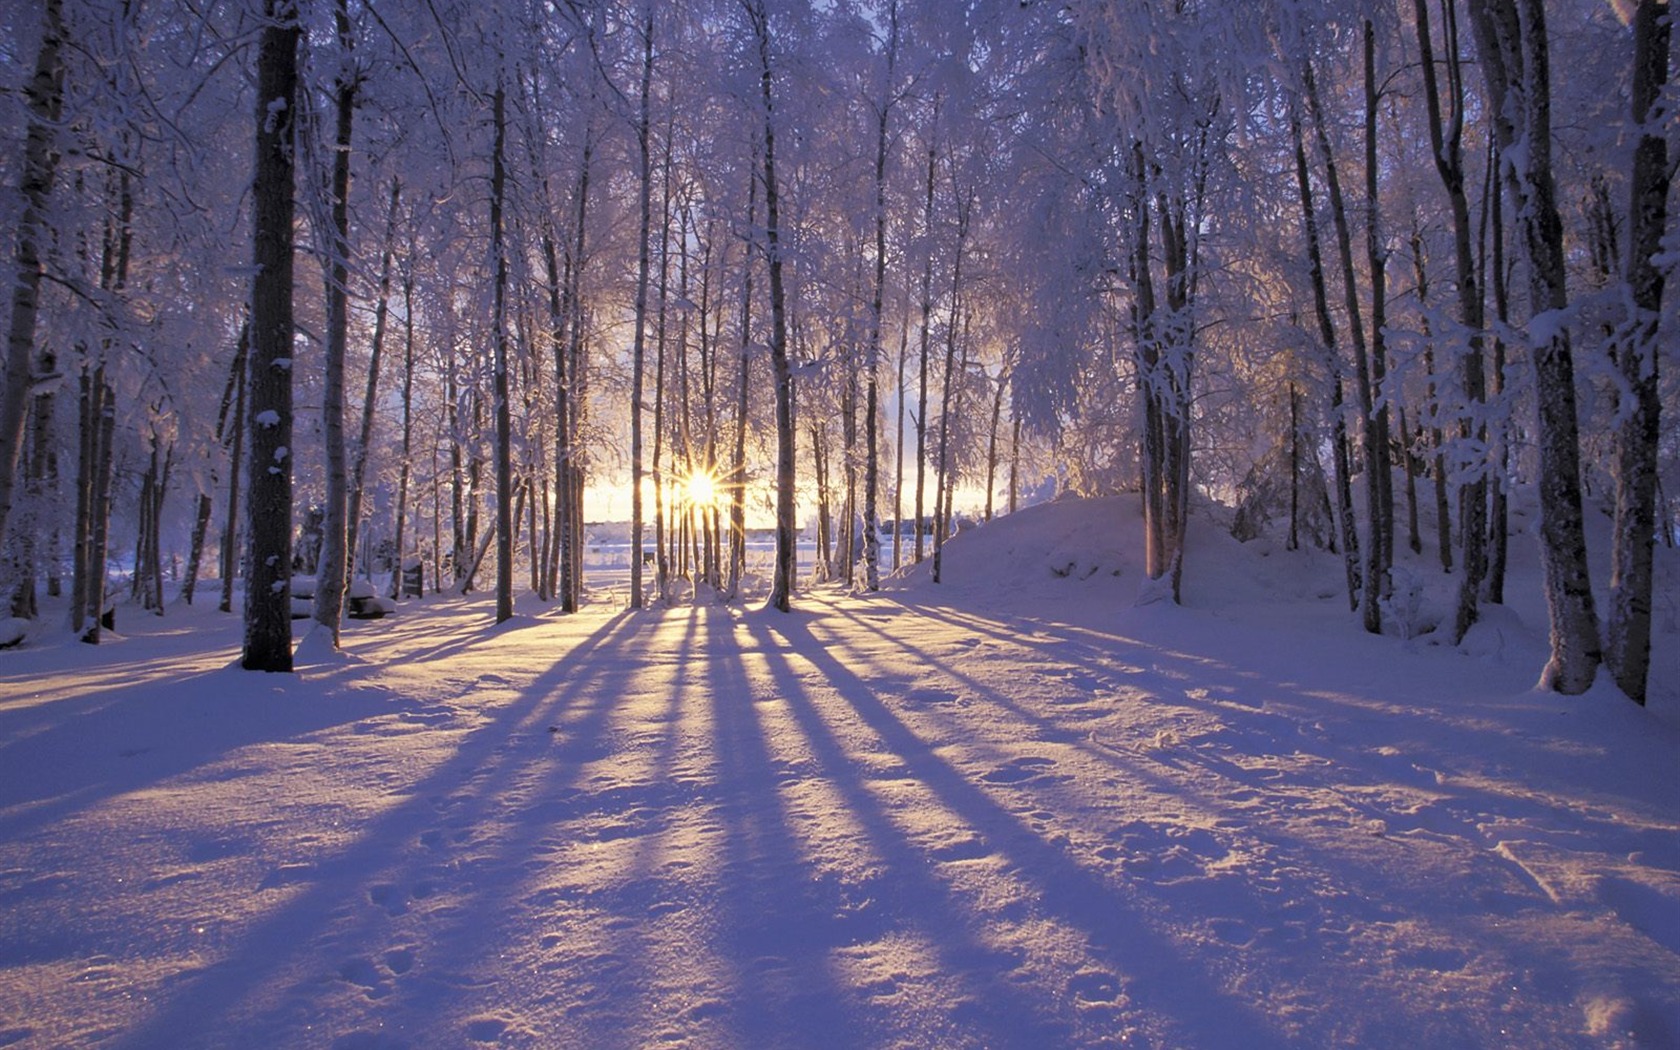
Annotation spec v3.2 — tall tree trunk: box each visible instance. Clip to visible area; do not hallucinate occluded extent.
[313,0,357,647]
[0,0,65,594]
[348,177,401,580]
[744,0,797,612]
[392,270,415,600]
[242,0,302,672]
[1416,0,1490,641]
[447,346,466,584]
[1483,137,1511,605]
[1410,231,1453,570]
[1290,100,1361,610]
[894,302,910,569]
[1400,405,1422,556]
[861,0,899,592]
[652,132,674,603]
[220,324,250,614]
[812,423,832,580]
[186,326,250,605]
[1362,21,1396,628]
[561,133,593,613]
[1468,0,1602,693]
[1606,0,1671,705]
[932,188,971,586]
[727,172,755,601]
[491,81,515,624]
[984,369,1005,521]
[629,10,655,610]
[913,105,939,565]
[1008,410,1021,516]
[1304,55,1383,631]
[135,437,169,614]
[1288,382,1302,551]
[84,373,117,639]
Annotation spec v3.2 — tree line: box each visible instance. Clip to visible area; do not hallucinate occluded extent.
[0,0,1672,702]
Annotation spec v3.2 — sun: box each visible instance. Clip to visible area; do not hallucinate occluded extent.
[682,469,719,510]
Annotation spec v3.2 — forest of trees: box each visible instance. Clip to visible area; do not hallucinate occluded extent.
[0,0,1673,700]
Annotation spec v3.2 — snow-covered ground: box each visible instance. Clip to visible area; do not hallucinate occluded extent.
[2,495,1678,1048]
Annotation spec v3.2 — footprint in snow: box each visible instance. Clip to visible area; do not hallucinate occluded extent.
[1067,969,1123,1004]
[368,883,407,916]
[980,756,1057,784]
[338,957,389,1000]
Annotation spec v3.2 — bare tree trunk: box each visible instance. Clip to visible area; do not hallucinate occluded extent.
[214,321,250,614]
[812,422,832,580]
[348,177,400,579]
[313,0,357,647]
[894,304,909,569]
[0,0,65,592]
[913,105,939,565]
[491,81,515,624]
[1409,230,1453,570]
[242,0,301,672]
[747,0,797,613]
[1400,406,1422,556]
[933,181,973,587]
[187,327,249,606]
[984,369,1004,521]
[1362,22,1396,627]
[1606,0,1671,705]
[1468,0,1602,693]
[862,0,899,592]
[135,437,170,614]
[1416,0,1490,641]
[1008,410,1021,516]
[840,323,858,585]
[629,10,656,610]
[1290,100,1361,611]
[1482,137,1510,605]
[1288,383,1301,551]
[652,132,673,603]
[727,171,755,601]
[447,347,466,585]
[392,269,415,600]
[1305,55,1384,631]
[561,134,593,613]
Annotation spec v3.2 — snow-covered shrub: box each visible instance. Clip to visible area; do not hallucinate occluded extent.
[1380,566,1436,640]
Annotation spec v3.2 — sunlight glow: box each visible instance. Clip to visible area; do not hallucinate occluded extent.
[683,470,719,511]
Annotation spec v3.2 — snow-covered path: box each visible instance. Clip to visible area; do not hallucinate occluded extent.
[4,558,1679,1048]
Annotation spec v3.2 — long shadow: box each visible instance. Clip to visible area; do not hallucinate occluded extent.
[105,609,644,1050]
[408,604,718,1040]
[702,605,868,1045]
[0,665,400,843]
[820,593,1680,1040]
[733,608,1091,1046]
[745,607,1297,1048]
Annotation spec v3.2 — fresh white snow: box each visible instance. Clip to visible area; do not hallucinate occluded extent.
[2,496,1678,1048]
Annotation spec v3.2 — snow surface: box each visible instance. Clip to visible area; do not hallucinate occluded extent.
[2,496,1679,1049]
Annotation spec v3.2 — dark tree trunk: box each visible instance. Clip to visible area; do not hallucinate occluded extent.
[748,0,797,612]
[0,0,65,591]
[491,82,514,624]
[1468,0,1602,693]
[348,177,401,581]
[313,0,357,647]
[1606,0,1671,705]
[241,1,301,672]
[1289,101,1361,610]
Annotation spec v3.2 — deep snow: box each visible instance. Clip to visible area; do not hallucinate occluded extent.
[2,496,1678,1049]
